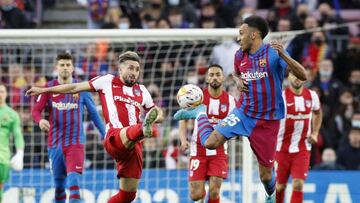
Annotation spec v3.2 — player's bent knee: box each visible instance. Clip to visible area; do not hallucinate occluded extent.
[292,179,304,191]
[190,191,205,201]
[276,183,286,191]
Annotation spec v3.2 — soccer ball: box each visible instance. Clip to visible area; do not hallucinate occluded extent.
[176,84,203,109]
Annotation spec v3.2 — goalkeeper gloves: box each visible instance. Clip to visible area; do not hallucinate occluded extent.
[10,149,24,171]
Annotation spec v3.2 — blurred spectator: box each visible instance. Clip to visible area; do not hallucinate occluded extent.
[167,6,190,28]
[77,42,109,79]
[287,15,318,62]
[156,17,171,28]
[347,69,360,102]
[276,17,291,32]
[265,8,277,31]
[141,13,156,29]
[210,39,240,76]
[143,137,165,168]
[312,59,343,120]
[162,129,180,169]
[147,83,164,108]
[301,31,333,77]
[293,0,317,12]
[337,124,360,170]
[83,0,109,29]
[312,148,344,170]
[273,0,292,18]
[317,3,348,35]
[290,3,309,30]
[0,0,30,28]
[334,37,360,84]
[234,6,256,26]
[199,2,224,28]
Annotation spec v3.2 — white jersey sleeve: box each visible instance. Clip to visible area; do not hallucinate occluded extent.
[310,90,321,111]
[140,85,155,110]
[89,74,114,91]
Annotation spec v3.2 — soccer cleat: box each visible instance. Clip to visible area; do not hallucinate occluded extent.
[142,107,159,137]
[173,104,206,120]
[265,191,276,203]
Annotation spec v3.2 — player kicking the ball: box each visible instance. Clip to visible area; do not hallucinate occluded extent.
[174,15,306,203]
[27,51,163,203]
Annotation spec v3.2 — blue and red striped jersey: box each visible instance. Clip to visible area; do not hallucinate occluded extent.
[234,44,288,120]
[32,79,106,148]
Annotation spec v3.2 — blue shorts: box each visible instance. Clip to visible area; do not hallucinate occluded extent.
[214,108,280,168]
[48,144,84,179]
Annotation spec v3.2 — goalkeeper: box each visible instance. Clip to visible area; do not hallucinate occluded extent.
[0,83,25,203]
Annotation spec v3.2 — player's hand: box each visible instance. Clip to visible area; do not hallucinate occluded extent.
[236,78,249,92]
[25,87,45,96]
[308,132,318,145]
[10,149,24,171]
[270,41,285,56]
[39,119,50,132]
[180,140,190,152]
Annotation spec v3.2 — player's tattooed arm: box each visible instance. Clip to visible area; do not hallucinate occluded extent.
[271,41,307,81]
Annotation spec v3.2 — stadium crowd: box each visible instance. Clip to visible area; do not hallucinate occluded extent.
[0,0,359,171]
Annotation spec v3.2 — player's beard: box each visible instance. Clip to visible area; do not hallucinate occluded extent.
[210,81,221,89]
[60,70,71,81]
[123,75,137,86]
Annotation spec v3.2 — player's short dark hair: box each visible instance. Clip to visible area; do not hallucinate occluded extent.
[56,52,74,63]
[118,51,141,64]
[207,64,223,71]
[243,15,269,39]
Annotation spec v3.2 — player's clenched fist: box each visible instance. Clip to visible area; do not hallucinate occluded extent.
[25,87,45,96]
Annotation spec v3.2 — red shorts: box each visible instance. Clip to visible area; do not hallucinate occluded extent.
[275,150,311,184]
[248,119,280,168]
[188,155,228,181]
[103,128,143,179]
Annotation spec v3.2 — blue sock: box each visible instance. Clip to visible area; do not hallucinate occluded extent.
[197,113,214,147]
[262,169,276,196]
[54,178,66,203]
[67,172,81,203]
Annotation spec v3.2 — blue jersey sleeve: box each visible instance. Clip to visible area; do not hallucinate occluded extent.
[83,92,106,139]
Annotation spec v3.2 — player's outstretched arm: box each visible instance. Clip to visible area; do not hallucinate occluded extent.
[26,81,91,96]
[271,41,307,81]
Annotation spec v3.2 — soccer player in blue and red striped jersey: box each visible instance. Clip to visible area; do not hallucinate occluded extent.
[174,15,306,203]
[31,52,106,203]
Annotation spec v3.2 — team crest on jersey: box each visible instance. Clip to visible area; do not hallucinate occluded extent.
[134,88,141,97]
[220,104,227,113]
[305,100,311,108]
[260,58,267,67]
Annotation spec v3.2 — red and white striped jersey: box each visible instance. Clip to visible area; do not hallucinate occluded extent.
[276,87,320,153]
[89,74,154,133]
[190,88,236,157]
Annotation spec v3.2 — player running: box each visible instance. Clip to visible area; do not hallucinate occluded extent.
[275,71,322,203]
[179,64,235,203]
[174,15,306,203]
[0,83,25,203]
[26,51,163,203]
[30,53,106,203]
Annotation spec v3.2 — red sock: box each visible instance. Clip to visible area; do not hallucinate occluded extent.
[208,197,219,203]
[276,189,285,203]
[126,124,143,141]
[290,191,303,203]
[108,189,136,203]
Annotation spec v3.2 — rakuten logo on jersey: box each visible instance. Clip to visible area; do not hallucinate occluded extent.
[52,102,78,110]
[241,71,268,81]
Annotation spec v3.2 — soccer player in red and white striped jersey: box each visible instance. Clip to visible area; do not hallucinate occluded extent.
[26,51,164,203]
[275,71,323,203]
[179,64,235,203]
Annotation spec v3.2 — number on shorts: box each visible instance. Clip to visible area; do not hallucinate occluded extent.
[190,159,200,171]
[223,114,240,126]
